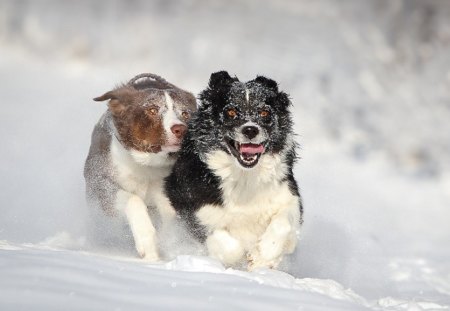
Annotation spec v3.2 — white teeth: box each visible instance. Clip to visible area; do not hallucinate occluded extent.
[239,154,258,164]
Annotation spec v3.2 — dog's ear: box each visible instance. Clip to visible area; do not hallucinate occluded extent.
[199,71,238,110]
[254,76,291,109]
[94,88,135,115]
[208,71,237,89]
[275,91,292,110]
[93,91,117,102]
[254,76,278,92]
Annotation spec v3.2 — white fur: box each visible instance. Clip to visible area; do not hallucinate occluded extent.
[117,190,159,261]
[110,136,176,260]
[163,91,184,146]
[197,149,300,270]
[245,88,250,103]
[207,229,245,265]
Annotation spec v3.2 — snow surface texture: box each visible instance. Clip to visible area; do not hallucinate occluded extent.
[0,1,449,310]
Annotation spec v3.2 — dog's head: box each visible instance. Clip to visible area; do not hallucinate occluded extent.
[95,73,197,154]
[193,71,294,168]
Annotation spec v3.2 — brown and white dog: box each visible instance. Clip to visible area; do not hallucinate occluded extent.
[84,73,197,260]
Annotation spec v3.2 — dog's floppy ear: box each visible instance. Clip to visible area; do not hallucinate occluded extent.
[93,91,117,102]
[209,71,237,89]
[93,88,134,115]
[254,75,291,109]
[199,71,238,110]
[254,76,278,92]
[275,91,292,110]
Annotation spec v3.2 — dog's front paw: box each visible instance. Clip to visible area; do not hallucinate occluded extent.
[122,193,160,262]
[207,230,244,266]
[246,248,282,271]
[134,233,160,262]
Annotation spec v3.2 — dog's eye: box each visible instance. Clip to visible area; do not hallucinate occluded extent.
[260,110,270,117]
[181,111,190,119]
[227,109,237,118]
[148,107,159,116]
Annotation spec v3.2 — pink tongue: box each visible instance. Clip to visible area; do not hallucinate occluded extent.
[239,143,265,154]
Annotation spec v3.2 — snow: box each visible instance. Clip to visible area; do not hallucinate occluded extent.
[1,241,448,311]
[1,1,450,310]
[0,243,369,311]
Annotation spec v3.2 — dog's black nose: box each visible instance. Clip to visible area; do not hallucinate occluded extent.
[242,126,259,139]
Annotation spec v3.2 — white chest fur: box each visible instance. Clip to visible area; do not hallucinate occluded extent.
[108,131,177,262]
[198,150,300,251]
[110,136,174,205]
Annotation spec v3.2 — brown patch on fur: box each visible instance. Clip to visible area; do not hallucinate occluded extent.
[86,73,197,218]
[94,86,166,152]
[93,74,197,153]
[128,107,165,153]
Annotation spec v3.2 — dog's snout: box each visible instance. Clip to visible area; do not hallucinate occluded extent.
[242,126,259,140]
[170,124,187,139]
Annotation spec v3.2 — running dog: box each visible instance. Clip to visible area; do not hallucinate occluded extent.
[165,71,302,270]
[84,73,197,260]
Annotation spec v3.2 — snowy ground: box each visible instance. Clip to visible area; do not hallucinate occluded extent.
[1,1,450,310]
[3,241,444,311]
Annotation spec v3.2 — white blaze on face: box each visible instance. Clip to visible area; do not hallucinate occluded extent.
[245,88,250,103]
[162,91,184,151]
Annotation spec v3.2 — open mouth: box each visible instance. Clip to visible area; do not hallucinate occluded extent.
[226,138,266,168]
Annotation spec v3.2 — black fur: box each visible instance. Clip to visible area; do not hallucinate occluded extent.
[165,71,302,241]
[165,145,222,241]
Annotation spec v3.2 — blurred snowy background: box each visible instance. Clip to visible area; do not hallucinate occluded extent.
[0,0,449,310]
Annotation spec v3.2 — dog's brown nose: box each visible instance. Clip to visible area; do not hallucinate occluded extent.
[171,124,187,139]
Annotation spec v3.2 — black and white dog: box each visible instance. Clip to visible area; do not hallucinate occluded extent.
[165,71,303,270]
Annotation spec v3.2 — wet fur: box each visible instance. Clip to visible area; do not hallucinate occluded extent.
[84,73,196,260]
[165,71,302,270]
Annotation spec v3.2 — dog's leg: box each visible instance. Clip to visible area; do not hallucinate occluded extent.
[207,229,245,266]
[248,202,300,271]
[147,182,176,226]
[116,190,159,261]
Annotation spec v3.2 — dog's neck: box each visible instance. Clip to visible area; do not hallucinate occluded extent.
[110,131,175,168]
